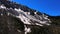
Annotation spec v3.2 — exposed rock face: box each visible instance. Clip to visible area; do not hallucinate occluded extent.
[0,0,60,34]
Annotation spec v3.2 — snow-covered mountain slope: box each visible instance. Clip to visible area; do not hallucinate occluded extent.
[0,0,51,26]
[0,5,51,34]
[1,0,60,34]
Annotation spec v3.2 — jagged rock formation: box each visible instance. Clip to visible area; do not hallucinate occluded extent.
[0,0,60,34]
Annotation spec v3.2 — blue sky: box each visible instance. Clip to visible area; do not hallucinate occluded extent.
[11,0,60,16]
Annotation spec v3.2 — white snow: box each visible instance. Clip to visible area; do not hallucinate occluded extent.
[0,6,52,34]
[44,17,48,19]
[27,12,30,15]
[0,5,6,9]
[24,25,31,34]
[0,6,51,26]
[14,8,20,12]
[14,8,23,12]
[17,14,31,24]
[34,12,37,14]
[15,8,51,26]
[36,23,43,26]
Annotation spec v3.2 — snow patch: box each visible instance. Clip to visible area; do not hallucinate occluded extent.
[0,5,6,9]
[24,25,31,34]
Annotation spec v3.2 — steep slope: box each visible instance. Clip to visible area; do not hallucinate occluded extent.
[0,0,60,34]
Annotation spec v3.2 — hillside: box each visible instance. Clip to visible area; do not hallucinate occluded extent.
[0,0,60,34]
